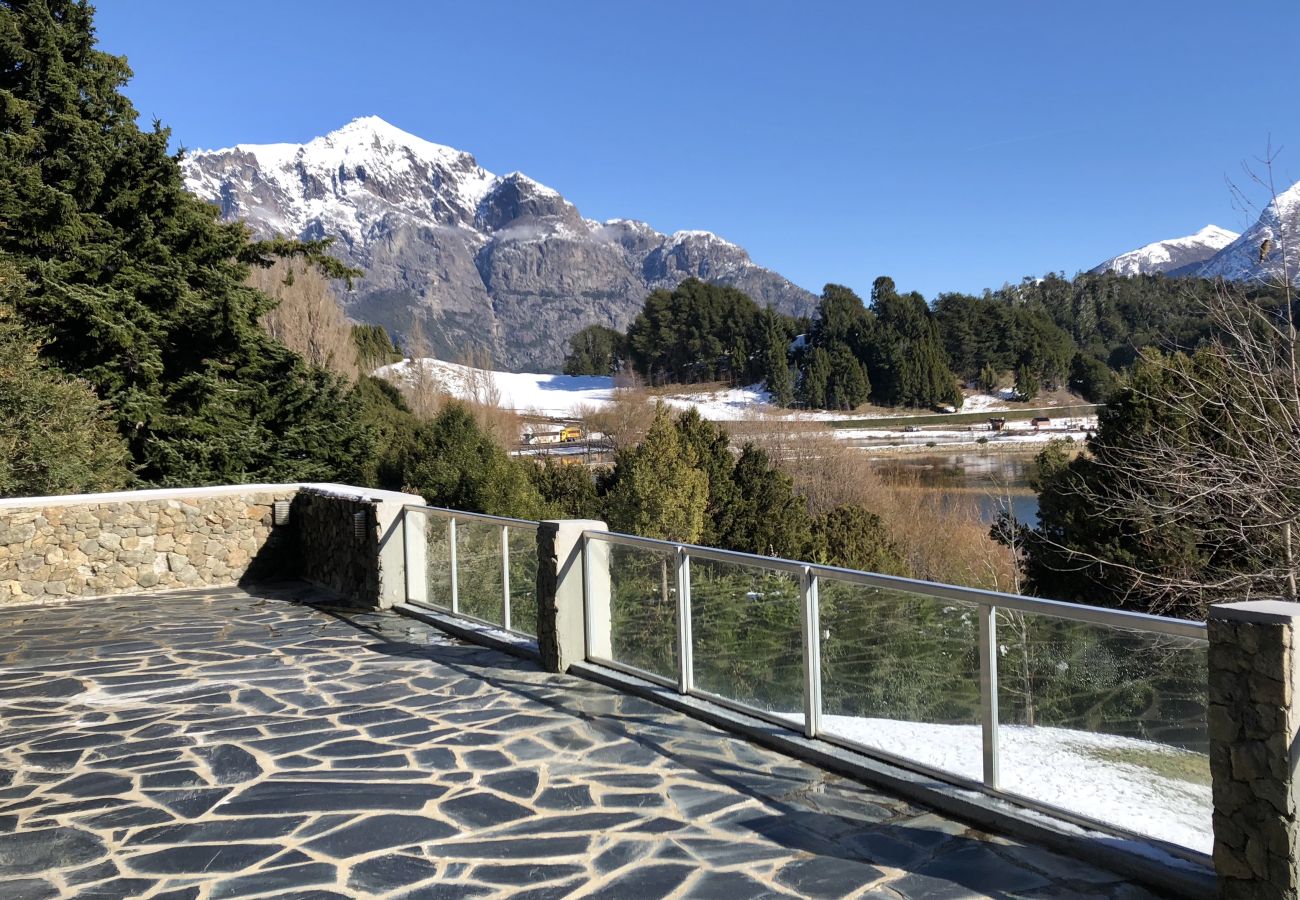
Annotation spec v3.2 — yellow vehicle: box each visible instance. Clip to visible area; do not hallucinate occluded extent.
[559,426,583,443]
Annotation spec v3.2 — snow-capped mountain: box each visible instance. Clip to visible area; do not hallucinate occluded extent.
[182,116,816,371]
[1178,181,1300,284]
[1089,224,1238,276]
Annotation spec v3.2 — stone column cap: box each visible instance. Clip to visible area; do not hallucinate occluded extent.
[1210,599,1300,625]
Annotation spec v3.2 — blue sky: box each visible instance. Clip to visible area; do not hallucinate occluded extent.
[96,1,1299,299]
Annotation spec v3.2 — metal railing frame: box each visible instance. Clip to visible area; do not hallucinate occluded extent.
[579,527,1209,846]
[400,504,541,638]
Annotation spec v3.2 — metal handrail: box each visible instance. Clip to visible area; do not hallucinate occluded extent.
[583,528,1206,640]
[402,503,541,530]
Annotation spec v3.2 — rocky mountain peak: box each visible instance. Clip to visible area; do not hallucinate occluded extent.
[182,118,816,371]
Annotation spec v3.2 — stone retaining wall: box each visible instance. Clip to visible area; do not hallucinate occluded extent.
[0,486,297,605]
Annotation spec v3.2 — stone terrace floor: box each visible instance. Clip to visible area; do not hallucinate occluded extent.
[0,584,1168,900]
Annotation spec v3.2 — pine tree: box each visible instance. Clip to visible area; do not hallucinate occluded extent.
[605,404,708,542]
[721,444,811,558]
[0,1,372,486]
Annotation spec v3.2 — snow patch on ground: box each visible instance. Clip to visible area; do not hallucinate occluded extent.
[810,715,1210,853]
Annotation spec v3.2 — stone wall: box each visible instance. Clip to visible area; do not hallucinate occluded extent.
[0,486,298,606]
[1208,600,1300,900]
[295,489,379,604]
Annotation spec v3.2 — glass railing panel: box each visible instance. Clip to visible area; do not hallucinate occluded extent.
[508,526,538,636]
[455,519,505,626]
[422,513,453,610]
[995,609,1210,852]
[689,556,803,718]
[817,579,982,781]
[598,541,679,683]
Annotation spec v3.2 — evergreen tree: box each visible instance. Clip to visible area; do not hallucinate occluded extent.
[395,402,544,519]
[626,279,766,384]
[758,310,794,407]
[0,1,371,485]
[0,261,132,497]
[866,278,961,408]
[562,324,626,377]
[529,457,601,519]
[720,445,811,558]
[1015,362,1040,401]
[604,404,708,542]
[801,346,833,408]
[672,408,737,546]
[978,363,1000,393]
[811,505,906,574]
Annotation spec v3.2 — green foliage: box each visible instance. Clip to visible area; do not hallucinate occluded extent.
[1014,362,1040,401]
[811,505,905,573]
[1068,351,1117,402]
[0,1,373,486]
[352,324,402,373]
[720,445,811,558]
[562,324,627,376]
[529,457,602,519]
[395,401,544,519]
[0,291,132,497]
[627,279,774,384]
[671,409,737,546]
[757,309,794,407]
[604,405,708,541]
[978,362,1000,392]
[866,277,962,408]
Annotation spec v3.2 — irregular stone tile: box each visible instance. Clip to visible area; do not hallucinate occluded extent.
[128,815,306,845]
[535,785,593,811]
[305,813,457,858]
[207,862,339,898]
[0,878,59,900]
[480,770,540,800]
[125,842,281,875]
[347,853,442,894]
[439,791,534,829]
[585,863,694,899]
[898,844,1053,897]
[217,780,445,814]
[428,836,591,860]
[145,788,231,818]
[472,862,586,886]
[0,827,105,876]
[692,870,789,899]
[775,857,887,898]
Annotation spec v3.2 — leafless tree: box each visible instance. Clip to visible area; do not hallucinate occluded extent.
[249,260,360,379]
[1037,147,1299,614]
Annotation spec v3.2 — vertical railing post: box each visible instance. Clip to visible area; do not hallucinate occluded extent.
[801,568,823,739]
[400,509,411,602]
[676,547,694,695]
[448,516,459,615]
[979,603,1000,788]
[500,525,512,632]
[582,533,593,656]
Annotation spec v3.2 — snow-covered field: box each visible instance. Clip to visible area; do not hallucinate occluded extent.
[377,358,1086,446]
[806,715,1210,852]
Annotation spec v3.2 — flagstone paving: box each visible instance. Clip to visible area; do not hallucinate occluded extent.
[0,584,1170,899]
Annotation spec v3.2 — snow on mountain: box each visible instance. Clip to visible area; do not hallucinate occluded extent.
[182,117,817,371]
[1184,181,1300,285]
[1089,224,1238,276]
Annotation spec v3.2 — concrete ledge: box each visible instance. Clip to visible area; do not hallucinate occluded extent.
[394,603,540,663]
[0,483,301,509]
[1209,600,1300,625]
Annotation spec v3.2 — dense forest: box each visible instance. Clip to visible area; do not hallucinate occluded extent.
[565,271,1286,410]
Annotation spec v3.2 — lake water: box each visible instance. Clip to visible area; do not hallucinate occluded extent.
[869,450,1041,525]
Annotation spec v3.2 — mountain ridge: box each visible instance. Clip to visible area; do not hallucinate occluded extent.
[182,116,817,371]
[1089,224,1239,276]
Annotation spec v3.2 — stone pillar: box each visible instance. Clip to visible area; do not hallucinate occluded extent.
[1208,600,1300,900]
[536,519,608,673]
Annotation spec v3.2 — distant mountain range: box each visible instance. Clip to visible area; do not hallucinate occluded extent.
[1091,180,1300,283]
[182,116,816,372]
[1089,224,1239,276]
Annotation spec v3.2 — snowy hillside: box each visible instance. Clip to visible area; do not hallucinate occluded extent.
[1090,224,1238,276]
[375,358,778,420]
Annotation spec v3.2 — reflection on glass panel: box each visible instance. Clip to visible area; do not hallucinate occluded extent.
[690,557,802,717]
[602,542,678,682]
[817,579,981,781]
[423,514,453,610]
[508,526,538,636]
[996,610,1210,852]
[456,520,504,625]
